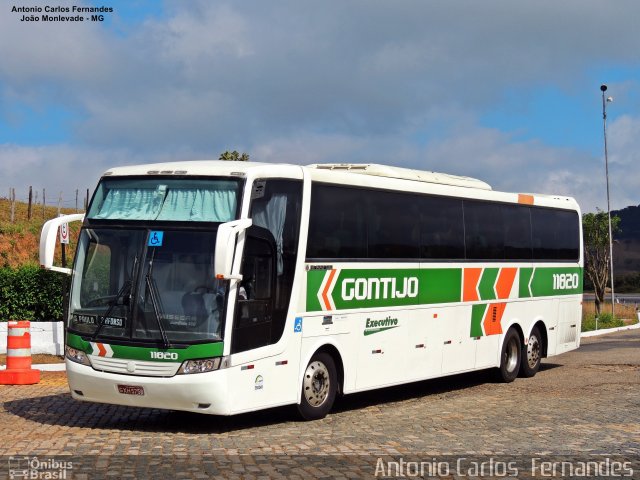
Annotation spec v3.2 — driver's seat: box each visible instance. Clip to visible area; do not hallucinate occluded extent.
[181,291,207,325]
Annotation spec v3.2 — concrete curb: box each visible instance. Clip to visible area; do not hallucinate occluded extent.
[581,322,640,338]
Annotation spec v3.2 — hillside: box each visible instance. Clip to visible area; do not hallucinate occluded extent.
[613,204,640,240]
[612,204,640,275]
[0,198,80,268]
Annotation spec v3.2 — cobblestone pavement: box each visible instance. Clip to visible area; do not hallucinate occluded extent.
[0,330,638,479]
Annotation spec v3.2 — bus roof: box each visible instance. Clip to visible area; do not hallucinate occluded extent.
[103,161,491,190]
[102,160,273,178]
[307,163,492,190]
[100,160,578,211]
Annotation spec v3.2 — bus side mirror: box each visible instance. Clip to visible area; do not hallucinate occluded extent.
[39,214,85,275]
[215,219,252,281]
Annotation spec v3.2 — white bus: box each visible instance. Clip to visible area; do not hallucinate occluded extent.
[40,161,583,420]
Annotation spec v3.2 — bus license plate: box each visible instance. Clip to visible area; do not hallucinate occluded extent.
[117,385,144,396]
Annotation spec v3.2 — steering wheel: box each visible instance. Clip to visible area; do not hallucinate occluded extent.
[192,285,218,295]
[190,285,225,313]
[85,295,117,307]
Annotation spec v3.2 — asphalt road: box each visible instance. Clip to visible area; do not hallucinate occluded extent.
[584,293,640,304]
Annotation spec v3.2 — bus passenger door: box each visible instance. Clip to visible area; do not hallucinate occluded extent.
[227,227,279,413]
[230,226,276,354]
[227,179,303,413]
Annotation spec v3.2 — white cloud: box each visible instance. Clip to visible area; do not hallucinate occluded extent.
[0,3,115,86]
[609,115,640,167]
[0,115,631,215]
[602,114,640,209]
[419,127,608,211]
[1,0,640,213]
[5,0,640,148]
[158,5,253,63]
[0,144,180,205]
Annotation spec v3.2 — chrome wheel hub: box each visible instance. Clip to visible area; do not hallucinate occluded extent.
[303,360,330,407]
[504,337,519,373]
[527,335,540,369]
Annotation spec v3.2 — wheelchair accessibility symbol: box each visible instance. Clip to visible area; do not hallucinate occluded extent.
[293,317,302,333]
[148,231,164,247]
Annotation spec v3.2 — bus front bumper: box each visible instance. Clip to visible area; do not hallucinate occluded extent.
[65,359,231,415]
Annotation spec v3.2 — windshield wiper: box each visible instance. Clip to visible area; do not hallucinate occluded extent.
[90,253,138,342]
[146,251,171,349]
[91,280,131,342]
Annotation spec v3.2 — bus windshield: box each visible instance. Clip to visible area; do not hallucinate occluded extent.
[69,228,227,344]
[87,178,240,222]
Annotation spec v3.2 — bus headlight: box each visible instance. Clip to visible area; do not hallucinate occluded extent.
[178,357,228,374]
[65,346,90,366]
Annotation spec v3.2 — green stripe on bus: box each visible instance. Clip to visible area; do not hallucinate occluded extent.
[306,269,325,312]
[470,304,487,337]
[519,268,534,298]
[478,268,499,300]
[306,266,583,312]
[66,332,90,352]
[529,267,583,297]
[332,269,423,310]
[423,268,462,304]
[66,333,224,361]
[328,268,462,310]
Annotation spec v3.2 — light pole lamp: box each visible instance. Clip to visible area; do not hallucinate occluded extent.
[600,84,615,319]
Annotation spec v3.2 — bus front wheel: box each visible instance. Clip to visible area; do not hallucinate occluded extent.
[297,352,337,421]
[497,328,521,383]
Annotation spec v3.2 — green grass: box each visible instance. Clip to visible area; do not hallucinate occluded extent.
[582,312,625,332]
[1,198,81,268]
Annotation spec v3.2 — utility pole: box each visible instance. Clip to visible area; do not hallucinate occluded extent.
[601,84,615,319]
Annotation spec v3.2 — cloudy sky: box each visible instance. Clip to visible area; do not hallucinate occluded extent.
[1,0,639,212]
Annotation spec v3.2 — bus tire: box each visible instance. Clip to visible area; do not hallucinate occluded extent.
[497,328,521,383]
[297,352,337,421]
[520,326,542,378]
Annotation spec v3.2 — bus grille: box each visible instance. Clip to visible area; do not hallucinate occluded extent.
[88,356,180,377]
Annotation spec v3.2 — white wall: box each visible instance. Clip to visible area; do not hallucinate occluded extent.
[0,322,64,355]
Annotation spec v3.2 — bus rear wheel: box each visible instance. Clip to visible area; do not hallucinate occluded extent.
[519,326,542,378]
[497,328,521,383]
[297,352,337,421]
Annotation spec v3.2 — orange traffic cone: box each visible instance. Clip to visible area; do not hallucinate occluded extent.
[0,320,40,384]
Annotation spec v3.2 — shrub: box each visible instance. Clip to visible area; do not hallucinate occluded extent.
[582,312,625,332]
[0,266,68,322]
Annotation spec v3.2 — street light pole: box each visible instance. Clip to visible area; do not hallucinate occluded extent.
[600,84,615,319]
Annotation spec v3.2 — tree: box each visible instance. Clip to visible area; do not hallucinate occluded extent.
[219,150,249,161]
[583,210,621,315]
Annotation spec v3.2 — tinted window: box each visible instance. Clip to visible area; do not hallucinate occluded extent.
[232,229,275,354]
[368,190,420,259]
[307,185,366,259]
[307,183,578,263]
[464,201,505,260]
[420,197,465,259]
[531,208,579,261]
[503,204,532,260]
